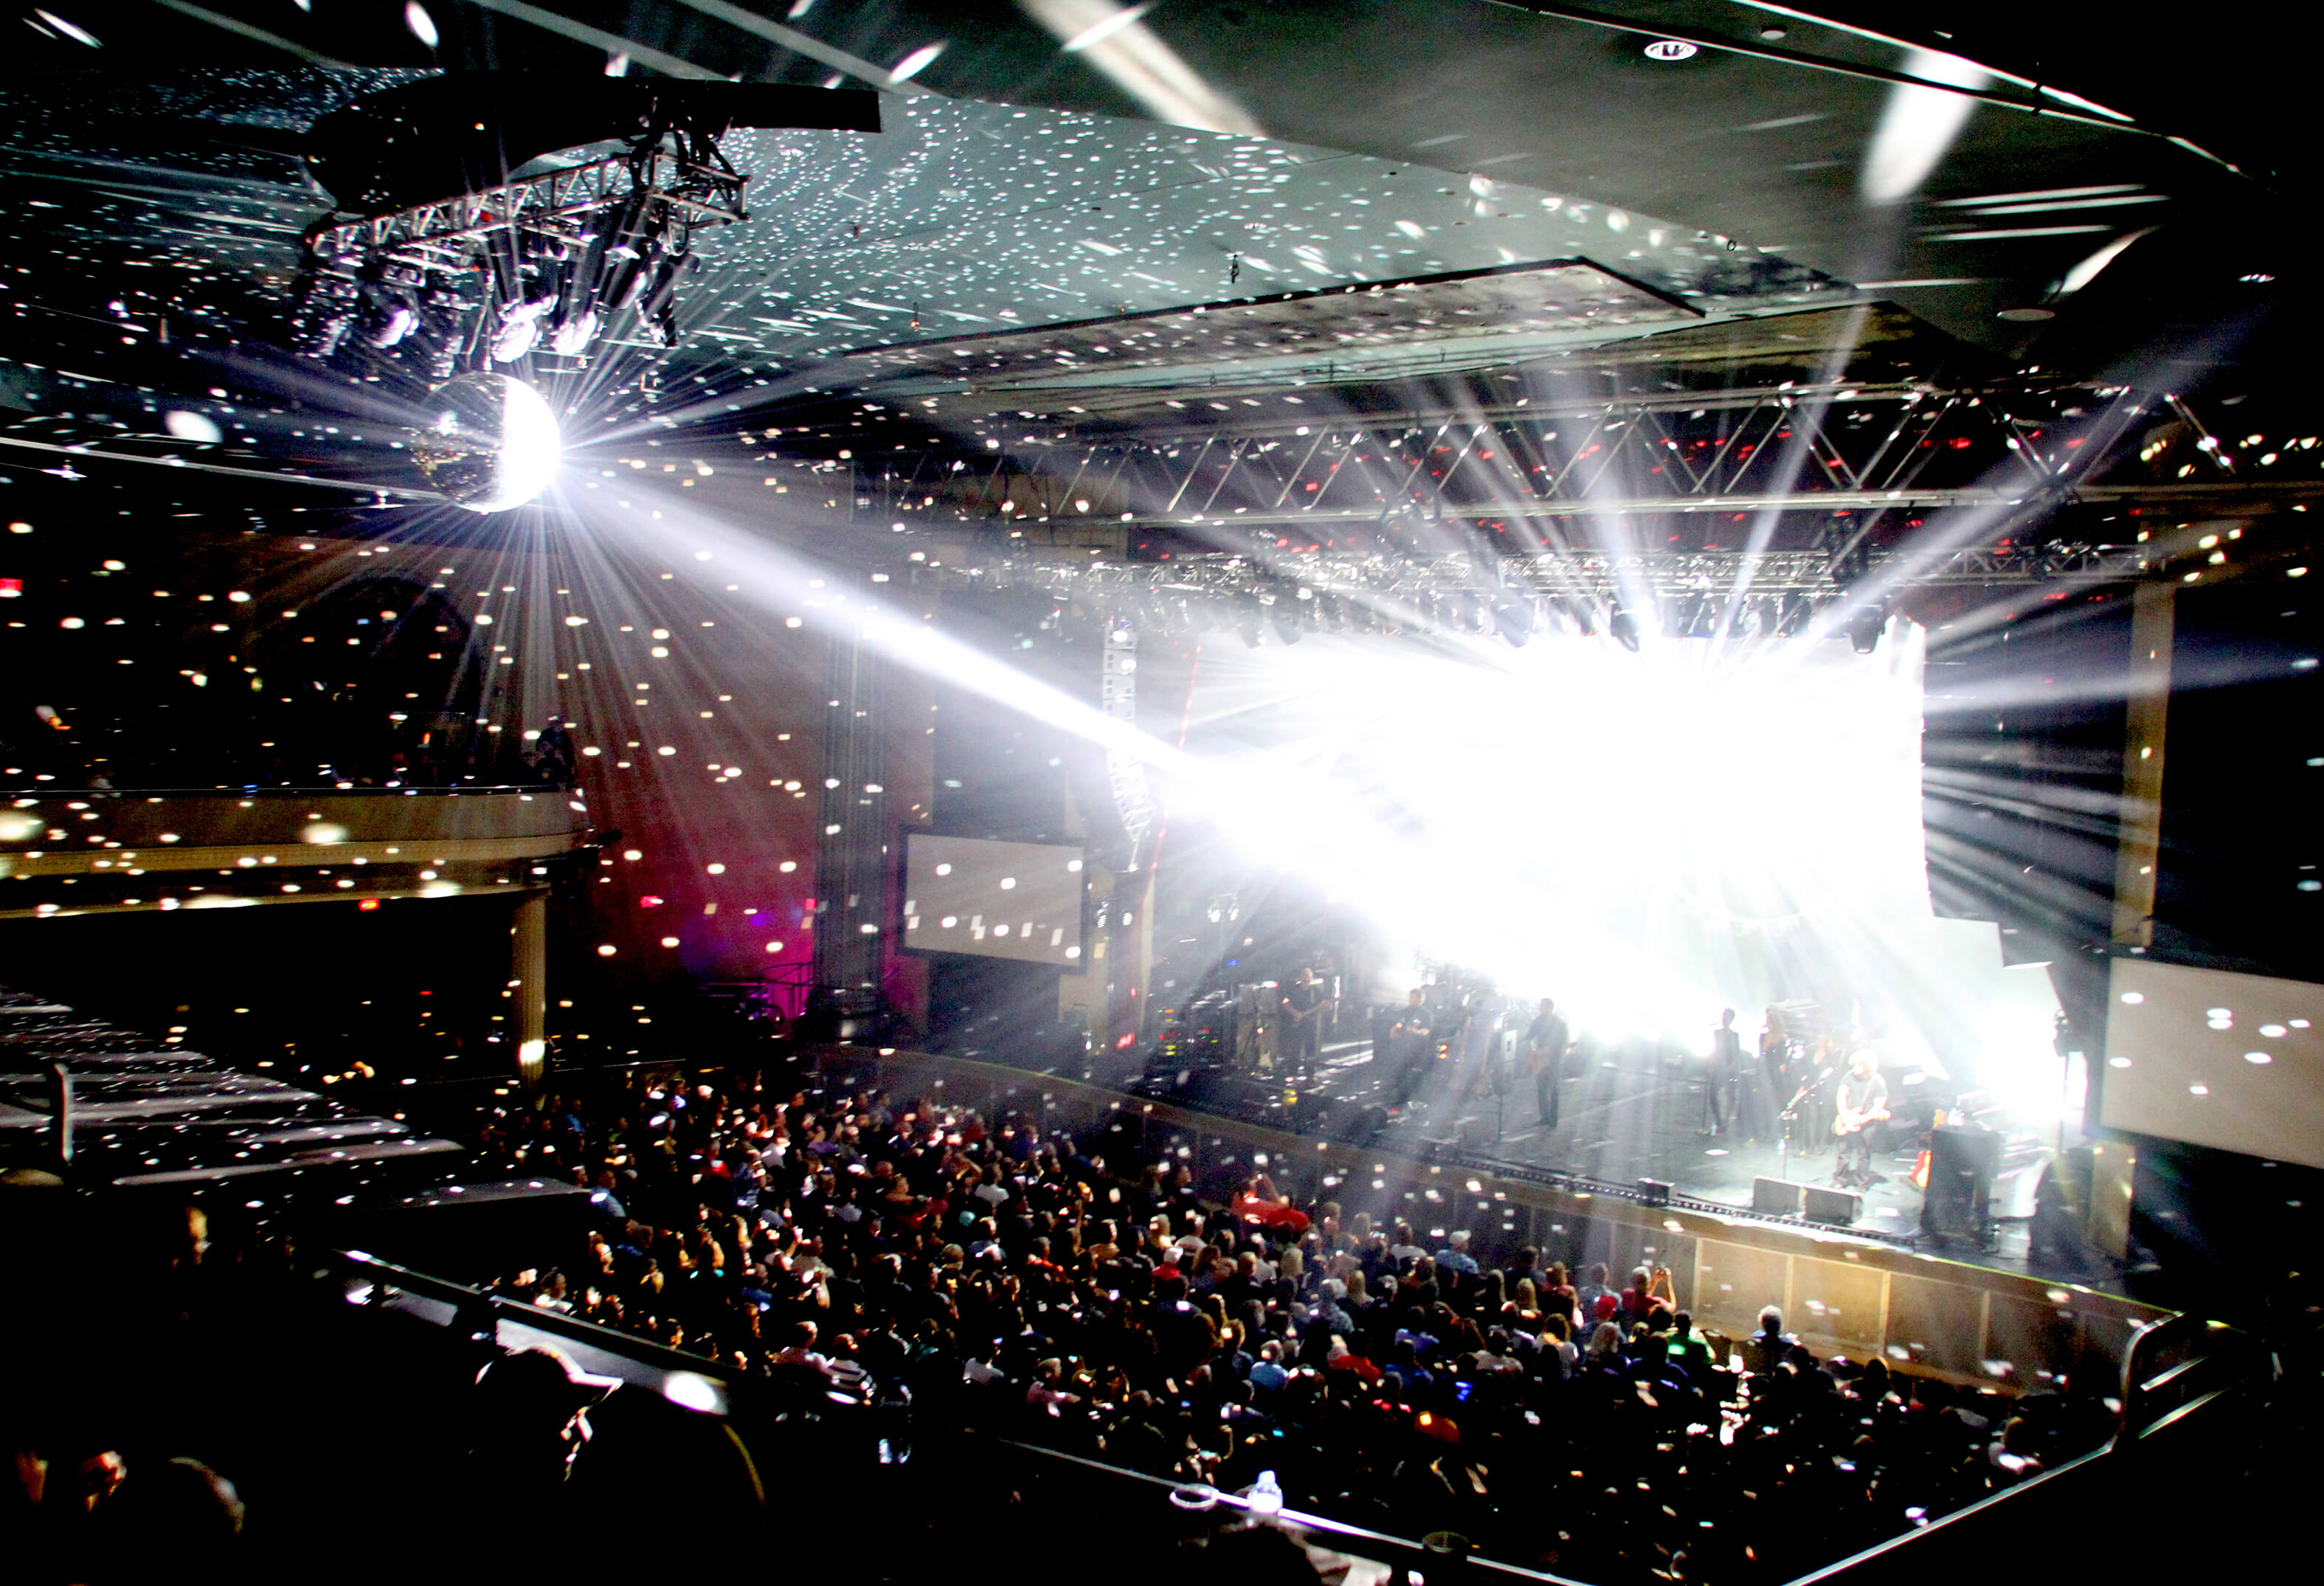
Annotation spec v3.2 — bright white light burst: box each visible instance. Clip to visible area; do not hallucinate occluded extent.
[1181,623,2052,1070]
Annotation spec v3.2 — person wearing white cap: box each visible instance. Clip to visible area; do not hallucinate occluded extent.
[1434,1229,1479,1275]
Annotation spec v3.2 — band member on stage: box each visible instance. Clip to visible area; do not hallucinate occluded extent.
[1832,1053,1892,1188]
[1462,991,1507,1104]
[1701,1008,1743,1137]
[1760,1007,1792,1105]
[1796,1036,1839,1149]
[1723,1007,1767,1140]
[1388,988,1433,1109]
[1524,997,1571,1129]
[1277,967,1331,1084]
[1425,981,1467,1064]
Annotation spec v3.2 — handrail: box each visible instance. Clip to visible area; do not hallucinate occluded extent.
[986,1310,2266,1586]
[990,1437,1594,1585]
[2120,1312,2261,1438]
[1782,1310,2264,1585]
[333,1247,764,1396]
[1779,1440,2113,1586]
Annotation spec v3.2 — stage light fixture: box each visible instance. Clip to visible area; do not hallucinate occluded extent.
[1493,598,1533,646]
[1608,606,1641,651]
[291,76,878,376]
[1847,603,1887,654]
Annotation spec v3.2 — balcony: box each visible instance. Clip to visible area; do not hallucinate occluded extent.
[0,785,593,919]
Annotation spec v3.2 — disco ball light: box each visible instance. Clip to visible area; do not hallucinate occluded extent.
[407,372,561,512]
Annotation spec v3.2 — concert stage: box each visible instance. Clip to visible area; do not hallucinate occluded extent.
[1304,1039,2010,1256]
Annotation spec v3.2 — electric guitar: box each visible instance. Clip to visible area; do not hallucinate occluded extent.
[1833,1099,1891,1137]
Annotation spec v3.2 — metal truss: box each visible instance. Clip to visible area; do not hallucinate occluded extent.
[852,379,2312,536]
[292,140,751,376]
[1099,623,1155,873]
[302,147,747,266]
[916,541,2151,617]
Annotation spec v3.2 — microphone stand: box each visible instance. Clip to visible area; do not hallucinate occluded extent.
[1777,1072,1824,1185]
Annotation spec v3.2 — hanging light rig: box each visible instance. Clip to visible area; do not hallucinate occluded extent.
[291,112,741,376]
[286,77,879,378]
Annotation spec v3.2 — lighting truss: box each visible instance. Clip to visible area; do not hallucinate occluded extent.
[1099,621,1156,870]
[848,379,2211,535]
[291,134,750,378]
[915,541,2149,636]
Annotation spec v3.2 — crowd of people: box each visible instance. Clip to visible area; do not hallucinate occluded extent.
[458,1065,2117,1583]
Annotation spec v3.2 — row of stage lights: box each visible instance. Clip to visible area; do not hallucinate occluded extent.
[1082,582,1882,651]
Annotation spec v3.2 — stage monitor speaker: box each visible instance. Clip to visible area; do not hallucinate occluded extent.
[1802,1184,1862,1225]
[1923,1125,1999,1239]
[1932,1124,2002,1179]
[1637,1178,1673,1208]
[1752,1176,1804,1215]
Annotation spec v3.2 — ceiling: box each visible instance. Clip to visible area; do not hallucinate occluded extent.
[0,1,2305,528]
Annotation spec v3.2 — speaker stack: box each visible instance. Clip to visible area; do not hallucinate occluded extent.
[1921,1126,2000,1242]
[1751,1175,1861,1226]
[1752,1175,1802,1215]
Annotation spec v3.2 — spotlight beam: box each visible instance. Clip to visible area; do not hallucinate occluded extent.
[668,0,948,97]
[452,0,727,80]
[586,488,1695,1014]
[147,0,356,68]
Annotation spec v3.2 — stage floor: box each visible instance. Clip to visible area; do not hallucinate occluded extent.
[1299,1040,2047,1270]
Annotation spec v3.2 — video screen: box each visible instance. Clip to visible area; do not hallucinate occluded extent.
[903,834,1087,969]
[2100,958,2324,1170]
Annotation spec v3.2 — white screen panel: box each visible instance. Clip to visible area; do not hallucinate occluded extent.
[904,834,1086,968]
[2100,958,2324,1168]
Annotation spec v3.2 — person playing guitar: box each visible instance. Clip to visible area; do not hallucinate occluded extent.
[1831,1052,1891,1189]
[1277,966,1333,1084]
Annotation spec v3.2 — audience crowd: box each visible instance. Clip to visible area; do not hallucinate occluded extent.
[460,1066,2117,1583]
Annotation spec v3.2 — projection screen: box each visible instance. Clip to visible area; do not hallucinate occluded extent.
[903,834,1087,969]
[2100,958,2324,1169]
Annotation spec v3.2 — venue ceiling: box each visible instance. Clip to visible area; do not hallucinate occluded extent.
[0,1,2311,574]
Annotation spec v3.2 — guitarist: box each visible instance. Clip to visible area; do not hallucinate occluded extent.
[1831,1052,1892,1189]
[1278,967,1332,1084]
